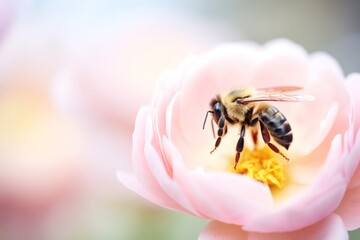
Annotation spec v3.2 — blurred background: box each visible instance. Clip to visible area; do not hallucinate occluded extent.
[0,0,359,239]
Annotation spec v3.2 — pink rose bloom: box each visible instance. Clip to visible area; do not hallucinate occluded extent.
[118,39,360,239]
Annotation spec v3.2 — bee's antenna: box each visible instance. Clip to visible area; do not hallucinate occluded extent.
[211,119,215,138]
[202,111,213,130]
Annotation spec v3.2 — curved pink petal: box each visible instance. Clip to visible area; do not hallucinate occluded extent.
[290,114,358,188]
[117,172,183,211]
[313,131,360,189]
[243,134,348,232]
[200,214,347,240]
[144,137,199,215]
[336,132,360,230]
[118,106,184,211]
[173,158,273,225]
[336,186,360,231]
[348,143,360,189]
[348,163,360,189]
[199,221,248,240]
[248,214,347,240]
[288,52,351,156]
[243,180,346,232]
[342,130,360,185]
[146,131,274,222]
[251,39,309,87]
[346,73,360,132]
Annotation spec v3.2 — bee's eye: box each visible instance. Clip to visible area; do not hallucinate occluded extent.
[214,102,221,111]
[234,96,250,104]
[235,98,243,104]
[213,102,222,123]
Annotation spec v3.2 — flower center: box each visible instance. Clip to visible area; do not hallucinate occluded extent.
[231,146,286,189]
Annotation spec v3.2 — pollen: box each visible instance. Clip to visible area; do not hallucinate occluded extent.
[231,146,286,189]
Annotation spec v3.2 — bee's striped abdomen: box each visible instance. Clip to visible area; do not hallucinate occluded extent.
[259,106,293,149]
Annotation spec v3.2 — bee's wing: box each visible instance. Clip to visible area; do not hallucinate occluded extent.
[256,86,303,93]
[238,93,315,104]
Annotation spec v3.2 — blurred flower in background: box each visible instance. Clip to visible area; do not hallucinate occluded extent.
[0,22,89,239]
[0,1,238,240]
[0,0,19,43]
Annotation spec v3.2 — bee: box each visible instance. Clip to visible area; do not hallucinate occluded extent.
[203,86,315,169]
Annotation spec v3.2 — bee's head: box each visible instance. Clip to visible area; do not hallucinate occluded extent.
[224,87,258,109]
[227,88,255,102]
[209,96,223,124]
[202,96,223,130]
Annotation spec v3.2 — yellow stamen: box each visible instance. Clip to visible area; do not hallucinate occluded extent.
[231,146,286,189]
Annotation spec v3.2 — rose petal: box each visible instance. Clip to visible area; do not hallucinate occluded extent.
[248,214,347,240]
[251,39,308,87]
[342,130,360,184]
[336,186,360,231]
[144,137,199,215]
[118,106,182,211]
[116,172,183,211]
[173,159,274,225]
[243,135,347,232]
[335,132,360,230]
[199,221,247,240]
[290,103,339,157]
[348,161,360,189]
[243,180,346,232]
[346,73,360,132]
[348,140,360,188]
[287,52,350,156]
[199,214,347,240]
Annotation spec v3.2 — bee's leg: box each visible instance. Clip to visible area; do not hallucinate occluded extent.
[234,125,246,170]
[251,129,258,146]
[210,116,227,154]
[249,117,259,146]
[259,121,289,161]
